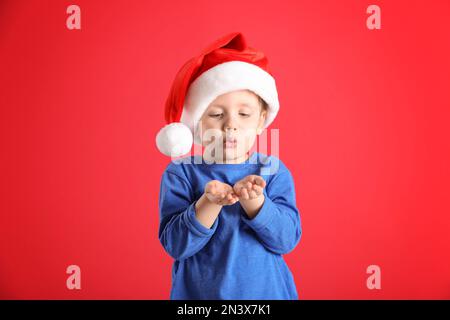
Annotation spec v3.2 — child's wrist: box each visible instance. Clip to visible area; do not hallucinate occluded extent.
[239,194,265,219]
[200,192,223,208]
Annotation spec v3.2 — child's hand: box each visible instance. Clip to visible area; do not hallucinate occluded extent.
[204,180,239,206]
[233,175,266,200]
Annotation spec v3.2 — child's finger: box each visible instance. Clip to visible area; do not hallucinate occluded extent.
[241,188,249,200]
[253,176,262,187]
[207,185,217,195]
[253,185,263,195]
[248,190,257,198]
[255,177,266,188]
[234,184,243,196]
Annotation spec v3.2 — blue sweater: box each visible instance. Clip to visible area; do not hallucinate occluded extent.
[158,152,302,299]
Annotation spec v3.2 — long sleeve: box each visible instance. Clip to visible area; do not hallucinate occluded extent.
[240,169,302,255]
[158,170,218,260]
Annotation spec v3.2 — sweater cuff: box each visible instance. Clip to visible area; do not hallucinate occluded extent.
[240,192,275,231]
[185,201,219,237]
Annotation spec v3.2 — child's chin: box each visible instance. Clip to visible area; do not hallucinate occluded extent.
[224,148,245,158]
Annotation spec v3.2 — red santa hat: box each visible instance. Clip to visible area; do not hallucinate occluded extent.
[156,32,280,157]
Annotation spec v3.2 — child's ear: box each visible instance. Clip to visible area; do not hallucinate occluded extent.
[257,111,267,135]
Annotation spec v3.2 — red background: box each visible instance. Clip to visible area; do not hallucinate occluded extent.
[1,0,449,299]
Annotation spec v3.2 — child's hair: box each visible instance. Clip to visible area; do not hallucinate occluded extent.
[258,95,269,114]
[246,89,268,115]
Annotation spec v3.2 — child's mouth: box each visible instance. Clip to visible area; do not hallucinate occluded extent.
[224,138,237,148]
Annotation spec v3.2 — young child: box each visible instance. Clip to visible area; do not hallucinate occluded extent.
[156,32,302,299]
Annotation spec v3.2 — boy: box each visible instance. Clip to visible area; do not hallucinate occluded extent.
[156,32,302,299]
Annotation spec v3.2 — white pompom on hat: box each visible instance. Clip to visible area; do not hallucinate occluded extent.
[156,32,280,157]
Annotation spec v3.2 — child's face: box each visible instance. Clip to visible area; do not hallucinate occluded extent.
[198,89,267,163]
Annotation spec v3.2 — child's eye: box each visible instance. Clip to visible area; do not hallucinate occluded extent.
[239,113,250,117]
[209,114,223,118]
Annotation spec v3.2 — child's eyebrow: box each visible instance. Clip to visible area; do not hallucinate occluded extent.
[209,102,255,109]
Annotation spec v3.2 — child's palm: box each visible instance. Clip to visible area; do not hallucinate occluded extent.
[233,175,266,200]
[205,180,239,206]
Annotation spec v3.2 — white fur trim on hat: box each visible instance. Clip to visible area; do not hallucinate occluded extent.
[180,61,279,145]
[156,122,193,157]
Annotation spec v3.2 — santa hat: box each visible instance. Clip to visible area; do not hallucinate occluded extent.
[155,32,280,157]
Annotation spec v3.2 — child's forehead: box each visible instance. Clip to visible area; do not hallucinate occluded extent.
[208,91,259,109]
[208,102,255,109]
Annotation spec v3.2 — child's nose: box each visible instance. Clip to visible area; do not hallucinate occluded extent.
[224,126,238,135]
[223,116,238,132]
